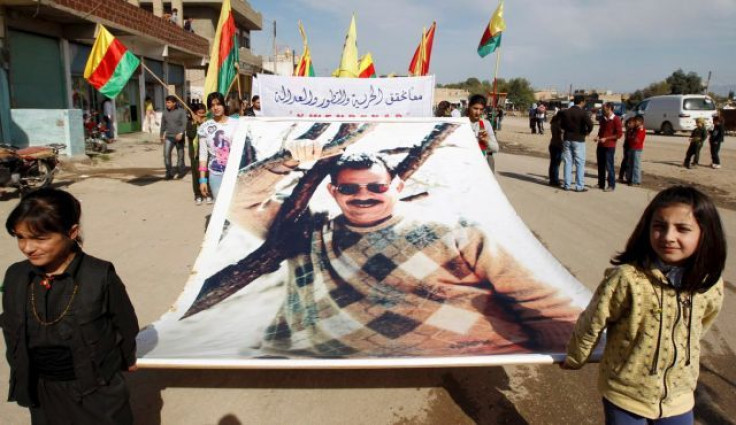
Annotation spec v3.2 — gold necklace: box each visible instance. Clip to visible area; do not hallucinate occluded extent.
[29,279,79,326]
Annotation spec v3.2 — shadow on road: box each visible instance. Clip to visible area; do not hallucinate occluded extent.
[127,367,528,425]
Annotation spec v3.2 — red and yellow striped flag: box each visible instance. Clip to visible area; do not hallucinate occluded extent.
[358,53,376,78]
[204,0,239,96]
[478,1,506,58]
[408,22,436,77]
[83,25,140,98]
[294,21,315,77]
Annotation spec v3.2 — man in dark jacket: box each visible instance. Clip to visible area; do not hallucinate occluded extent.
[160,95,188,179]
[559,95,594,192]
[710,115,724,169]
[244,95,261,117]
[548,113,564,186]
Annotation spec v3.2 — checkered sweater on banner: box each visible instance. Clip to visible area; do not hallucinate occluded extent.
[230,170,582,357]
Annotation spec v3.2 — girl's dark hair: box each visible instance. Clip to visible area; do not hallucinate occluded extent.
[206,92,227,114]
[612,185,726,292]
[5,188,83,244]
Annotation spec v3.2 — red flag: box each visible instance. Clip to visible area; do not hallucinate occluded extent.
[408,22,436,76]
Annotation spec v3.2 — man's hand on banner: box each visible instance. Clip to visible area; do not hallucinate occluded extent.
[282,139,324,169]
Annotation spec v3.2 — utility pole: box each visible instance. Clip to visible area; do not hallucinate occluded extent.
[272,20,277,73]
[704,71,712,95]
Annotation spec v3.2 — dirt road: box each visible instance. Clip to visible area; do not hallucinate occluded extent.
[0,122,733,425]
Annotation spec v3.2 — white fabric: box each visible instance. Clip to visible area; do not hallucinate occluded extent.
[257,74,435,118]
[137,117,595,368]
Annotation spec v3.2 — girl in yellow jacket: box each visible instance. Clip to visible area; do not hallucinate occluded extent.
[563,185,726,425]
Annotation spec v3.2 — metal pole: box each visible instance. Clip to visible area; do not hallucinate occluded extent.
[704,70,712,95]
[141,62,194,116]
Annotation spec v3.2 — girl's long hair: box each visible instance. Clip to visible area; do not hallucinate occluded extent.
[612,185,726,292]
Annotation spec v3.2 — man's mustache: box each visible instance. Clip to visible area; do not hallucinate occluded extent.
[347,199,382,207]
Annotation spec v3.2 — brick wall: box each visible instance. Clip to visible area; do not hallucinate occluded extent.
[50,0,208,56]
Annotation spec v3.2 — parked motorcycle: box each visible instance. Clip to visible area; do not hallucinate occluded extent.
[0,144,65,194]
[84,118,109,154]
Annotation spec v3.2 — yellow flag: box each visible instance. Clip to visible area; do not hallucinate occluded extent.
[335,14,359,78]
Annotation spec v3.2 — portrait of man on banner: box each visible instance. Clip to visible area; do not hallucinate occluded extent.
[158,120,588,362]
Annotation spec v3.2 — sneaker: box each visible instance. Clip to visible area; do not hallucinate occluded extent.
[206,197,214,205]
[195,197,203,206]
[604,187,615,192]
[575,188,589,193]
[712,164,721,169]
[164,173,173,180]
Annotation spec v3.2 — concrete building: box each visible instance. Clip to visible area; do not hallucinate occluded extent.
[0,0,208,154]
[138,0,263,104]
[434,87,471,108]
[262,48,297,77]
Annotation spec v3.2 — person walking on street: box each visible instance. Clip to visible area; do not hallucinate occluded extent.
[683,117,707,169]
[160,95,188,180]
[536,103,547,135]
[559,95,594,192]
[548,113,563,187]
[495,106,505,131]
[709,116,724,169]
[143,96,157,135]
[467,94,500,173]
[596,102,623,192]
[186,103,207,205]
[198,92,240,201]
[529,103,538,134]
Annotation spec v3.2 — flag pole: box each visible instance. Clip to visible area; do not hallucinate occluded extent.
[490,0,504,128]
[492,45,502,108]
[141,62,194,116]
[235,64,242,100]
[224,72,238,98]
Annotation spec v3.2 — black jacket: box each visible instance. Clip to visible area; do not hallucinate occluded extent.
[558,106,594,142]
[0,253,139,407]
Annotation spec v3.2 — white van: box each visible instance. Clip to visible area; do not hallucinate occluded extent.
[625,95,716,134]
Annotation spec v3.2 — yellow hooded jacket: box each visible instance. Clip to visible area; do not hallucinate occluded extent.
[564,264,723,419]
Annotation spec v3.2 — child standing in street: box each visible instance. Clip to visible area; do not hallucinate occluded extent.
[563,185,726,425]
[2,188,139,425]
[709,116,724,169]
[626,116,646,186]
[618,117,636,183]
[683,118,707,169]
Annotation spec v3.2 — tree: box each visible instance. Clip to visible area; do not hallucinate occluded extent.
[441,77,535,109]
[626,70,703,108]
[666,69,703,94]
[502,78,535,110]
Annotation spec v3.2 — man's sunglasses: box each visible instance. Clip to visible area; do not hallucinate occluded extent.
[335,183,390,195]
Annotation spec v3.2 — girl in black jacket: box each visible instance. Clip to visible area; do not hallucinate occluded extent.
[2,188,139,425]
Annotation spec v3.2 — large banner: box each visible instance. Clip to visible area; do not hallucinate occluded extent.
[257,75,435,118]
[137,118,595,368]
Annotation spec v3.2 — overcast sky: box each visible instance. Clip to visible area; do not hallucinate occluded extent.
[249,0,736,94]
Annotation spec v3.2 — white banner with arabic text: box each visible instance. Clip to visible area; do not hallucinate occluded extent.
[258,75,435,118]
